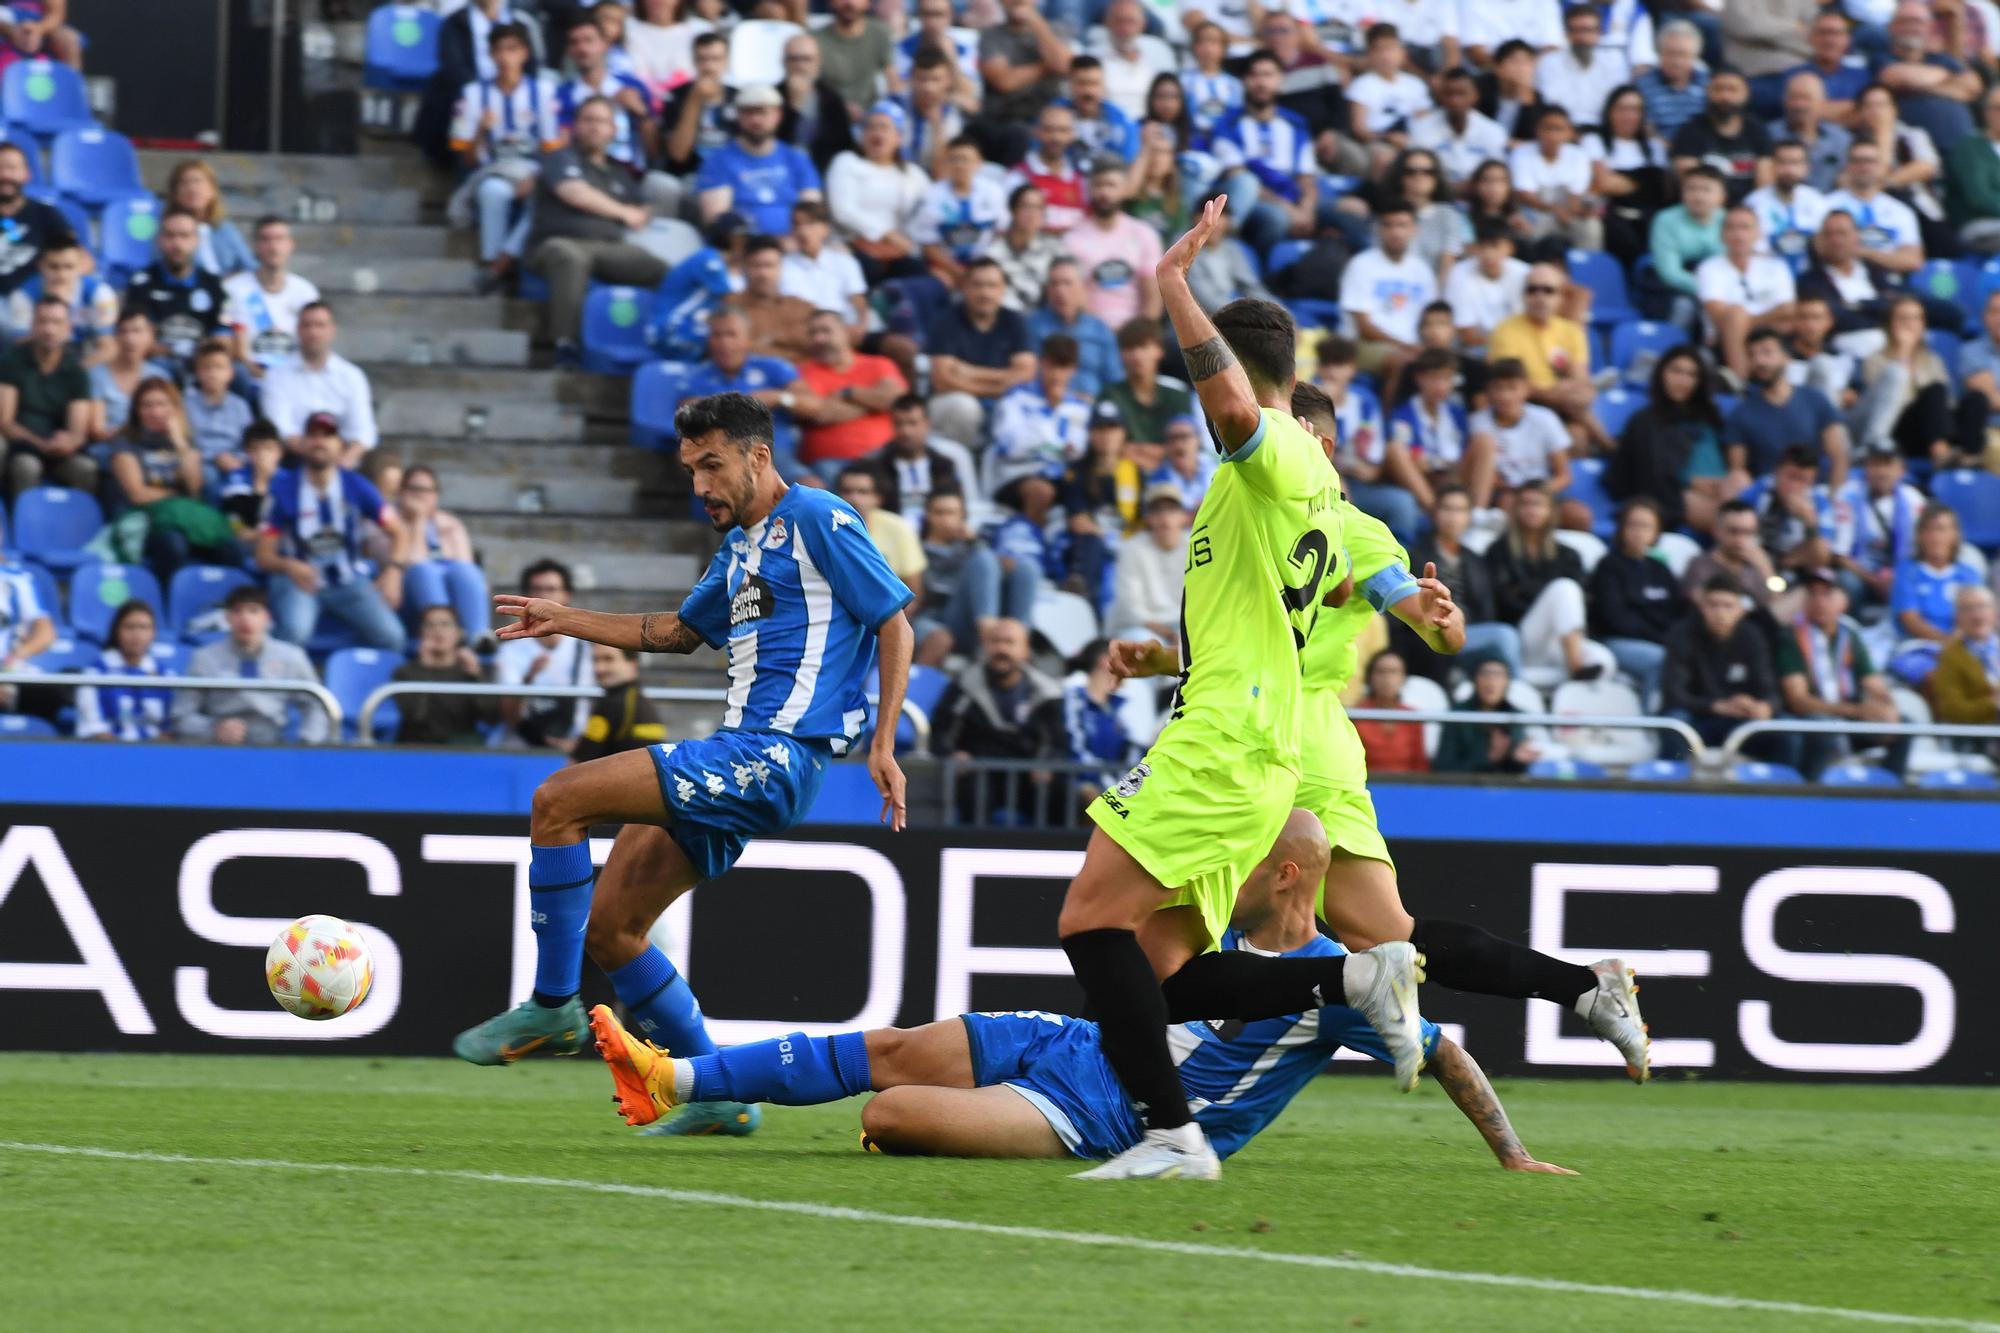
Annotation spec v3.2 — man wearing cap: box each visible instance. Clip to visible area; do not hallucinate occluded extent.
[259,302,377,463]
[525,94,670,360]
[697,83,825,237]
[255,412,408,654]
[1107,482,1189,645]
[1777,566,1900,778]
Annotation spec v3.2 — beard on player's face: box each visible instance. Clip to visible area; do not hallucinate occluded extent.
[703,468,758,531]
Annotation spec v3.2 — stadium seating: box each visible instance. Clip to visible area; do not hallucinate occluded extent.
[630,360,691,448]
[363,5,443,92]
[1926,328,1964,387]
[1397,672,1450,757]
[1030,587,1100,659]
[1819,762,1901,787]
[1919,768,1999,790]
[323,646,404,742]
[1551,677,1656,765]
[49,126,141,209]
[147,640,185,672]
[0,713,58,737]
[517,268,549,302]
[1569,249,1637,327]
[2,57,93,142]
[1593,385,1645,439]
[1528,757,1607,780]
[167,564,255,643]
[0,126,43,184]
[11,486,100,570]
[1652,531,1702,578]
[305,618,366,659]
[1731,760,1805,784]
[1628,758,1692,782]
[20,559,63,631]
[725,18,803,86]
[27,186,91,246]
[1930,469,2000,550]
[1606,320,1682,386]
[25,633,90,672]
[1553,528,1607,574]
[98,193,161,283]
[581,285,657,374]
[1266,239,1311,280]
[68,561,163,643]
[1560,456,1617,539]
[1913,258,1978,320]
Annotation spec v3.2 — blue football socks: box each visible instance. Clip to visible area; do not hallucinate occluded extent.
[606,944,718,1057]
[685,1029,873,1105]
[528,842,594,1007]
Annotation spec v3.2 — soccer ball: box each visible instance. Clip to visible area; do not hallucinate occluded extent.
[266,914,375,1020]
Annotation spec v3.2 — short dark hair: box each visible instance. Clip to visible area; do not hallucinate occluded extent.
[945,134,981,154]
[253,213,288,237]
[1701,572,1744,598]
[964,256,1006,281]
[108,598,157,640]
[1366,647,1406,678]
[1719,498,1756,521]
[693,30,726,51]
[835,463,877,488]
[1563,3,1598,22]
[1242,47,1282,75]
[299,300,333,322]
[1039,332,1080,368]
[791,198,830,225]
[1472,217,1515,246]
[1290,380,1337,434]
[1006,183,1043,212]
[1434,482,1470,506]
[1493,38,1535,64]
[1488,357,1530,384]
[1778,444,1819,472]
[1116,317,1162,351]
[1069,54,1102,74]
[1441,66,1476,86]
[891,392,928,415]
[674,391,775,453]
[418,602,463,628]
[911,45,953,73]
[1772,138,1806,156]
[1212,297,1297,394]
[1365,22,1401,46]
[1745,327,1787,352]
[1618,495,1662,525]
[193,338,233,366]
[521,558,574,594]
[1376,199,1416,222]
[1315,334,1358,367]
[1412,346,1458,377]
[159,204,199,226]
[743,235,785,259]
[1420,299,1455,322]
[223,584,269,611]
[115,306,153,329]
[1685,164,1728,189]
[489,20,533,47]
[241,419,282,449]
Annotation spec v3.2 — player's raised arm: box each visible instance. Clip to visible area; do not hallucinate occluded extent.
[493,596,706,654]
[1426,1036,1576,1174]
[1157,196,1264,450]
[1387,562,1466,657]
[871,609,913,831]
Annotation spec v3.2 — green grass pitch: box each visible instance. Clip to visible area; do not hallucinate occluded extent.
[2,1053,1995,1331]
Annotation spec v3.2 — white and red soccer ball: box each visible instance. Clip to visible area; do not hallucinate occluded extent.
[265,914,375,1020]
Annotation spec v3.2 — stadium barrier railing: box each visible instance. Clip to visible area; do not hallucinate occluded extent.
[0,670,343,734]
[1343,706,1709,757]
[1717,717,2000,765]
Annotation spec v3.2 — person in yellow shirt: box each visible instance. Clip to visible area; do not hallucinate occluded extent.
[1488,260,1609,460]
[836,464,927,601]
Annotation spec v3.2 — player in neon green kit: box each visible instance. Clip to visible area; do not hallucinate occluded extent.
[1051,198,1428,1182]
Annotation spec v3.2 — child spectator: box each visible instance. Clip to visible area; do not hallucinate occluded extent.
[1389,345,1491,517]
[219,422,284,541]
[1063,637,1146,785]
[1469,358,1574,507]
[184,340,254,482]
[174,585,331,745]
[76,600,177,742]
[1587,497,1683,704]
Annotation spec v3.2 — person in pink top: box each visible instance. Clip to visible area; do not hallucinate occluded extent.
[1061,160,1163,329]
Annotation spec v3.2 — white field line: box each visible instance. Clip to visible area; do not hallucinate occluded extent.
[1,1139,1993,1332]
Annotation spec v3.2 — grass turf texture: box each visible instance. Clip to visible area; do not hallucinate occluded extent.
[1,1054,1995,1332]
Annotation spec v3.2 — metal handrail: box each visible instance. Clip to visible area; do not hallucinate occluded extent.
[355,681,933,747]
[1346,706,1708,758]
[0,670,343,734]
[1719,717,2000,765]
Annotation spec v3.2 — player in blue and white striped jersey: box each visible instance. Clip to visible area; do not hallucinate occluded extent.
[588,809,1574,1176]
[455,392,916,1139]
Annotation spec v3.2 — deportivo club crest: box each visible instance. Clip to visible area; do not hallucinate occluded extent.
[764,516,788,549]
[1113,762,1151,799]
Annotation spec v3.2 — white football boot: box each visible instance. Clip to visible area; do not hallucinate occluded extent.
[1343,941,1427,1092]
[1579,958,1651,1083]
[1073,1125,1223,1181]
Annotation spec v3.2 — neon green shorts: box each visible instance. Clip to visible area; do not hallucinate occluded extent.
[1086,718,1297,950]
[1294,774,1394,922]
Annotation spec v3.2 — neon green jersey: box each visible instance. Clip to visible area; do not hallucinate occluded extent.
[1299,501,1419,787]
[1170,406,1345,770]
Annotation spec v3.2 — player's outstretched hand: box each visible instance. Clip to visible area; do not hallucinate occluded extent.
[1107,638,1174,679]
[869,747,908,831]
[493,594,565,640]
[1414,561,1458,629]
[1158,194,1229,280]
[1503,1156,1579,1176]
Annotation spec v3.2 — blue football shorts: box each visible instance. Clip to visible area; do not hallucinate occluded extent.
[647,730,829,881]
[960,1011,1144,1161]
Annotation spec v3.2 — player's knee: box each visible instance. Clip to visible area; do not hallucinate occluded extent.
[860,1090,919,1151]
[529,770,584,841]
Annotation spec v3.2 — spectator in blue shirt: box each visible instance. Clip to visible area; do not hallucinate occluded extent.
[1725,329,1851,483]
[1636,20,1708,141]
[1025,259,1121,398]
[1064,637,1146,786]
[1063,57,1142,165]
[75,599,177,742]
[670,308,813,478]
[1210,49,1319,256]
[924,257,1038,448]
[1786,11,1871,122]
[256,412,408,653]
[648,211,749,361]
[984,334,1094,495]
[1888,501,1987,682]
[554,17,659,169]
[696,84,825,236]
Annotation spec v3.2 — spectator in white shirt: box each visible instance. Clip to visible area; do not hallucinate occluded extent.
[1408,68,1511,188]
[1698,205,1799,381]
[1743,139,1830,267]
[912,136,1010,289]
[494,557,594,750]
[1823,138,1925,274]
[1338,201,1439,385]
[984,333,1094,495]
[223,217,322,376]
[1444,219,1530,354]
[780,200,870,343]
[826,101,934,284]
[75,599,175,742]
[1508,106,1605,251]
[1087,0,1176,120]
[1471,356,1574,503]
[259,303,378,464]
[1536,5,1631,131]
[1108,483,1190,644]
[1345,24,1435,174]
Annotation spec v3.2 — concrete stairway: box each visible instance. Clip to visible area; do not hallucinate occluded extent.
[138,143,727,716]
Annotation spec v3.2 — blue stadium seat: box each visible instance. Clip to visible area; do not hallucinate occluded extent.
[26,186,91,248]
[1560,455,1617,539]
[630,360,692,448]
[1918,768,1999,790]
[1593,385,1646,439]
[1528,757,1608,780]
[167,564,255,642]
[364,5,444,92]
[25,633,90,672]
[580,285,657,374]
[99,193,162,284]
[1628,758,1691,782]
[1926,328,1964,387]
[305,617,365,659]
[0,713,58,737]
[1931,468,2000,550]
[50,127,142,210]
[1913,258,1979,327]
[1606,319,1683,386]
[1,58,93,142]
[146,640,186,673]
[19,559,64,631]
[1569,249,1636,326]
[1731,760,1805,784]
[1286,298,1344,333]
[1266,238,1311,279]
[69,561,163,643]
[897,662,950,751]
[11,486,100,570]
[323,646,404,741]
[1819,762,1901,788]
[1228,237,1263,279]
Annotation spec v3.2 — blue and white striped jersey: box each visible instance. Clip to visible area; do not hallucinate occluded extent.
[1208,105,1315,199]
[0,558,47,653]
[678,485,913,751]
[75,646,175,741]
[1169,928,1443,1160]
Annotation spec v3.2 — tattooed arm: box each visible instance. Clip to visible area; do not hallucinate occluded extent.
[1156,196,1266,449]
[492,597,706,654]
[1425,1037,1577,1175]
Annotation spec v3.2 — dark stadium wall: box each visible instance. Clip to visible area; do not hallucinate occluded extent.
[0,806,1993,1082]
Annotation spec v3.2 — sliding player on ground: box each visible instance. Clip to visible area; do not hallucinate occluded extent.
[1039,196,1426,1183]
[452,392,915,1136]
[591,810,1573,1174]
